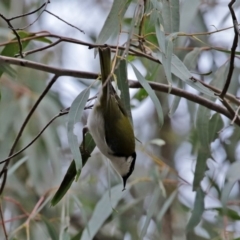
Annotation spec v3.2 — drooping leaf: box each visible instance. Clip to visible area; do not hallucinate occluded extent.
[42,216,58,240]
[0,31,34,77]
[157,190,178,222]
[186,188,205,231]
[8,156,28,176]
[131,63,164,127]
[168,77,183,116]
[95,0,131,51]
[154,52,216,97]
[80,184,125,240]
[140,187,161,238]
[162,0,180,33]
[210,207,240,221]
[183,48,202,71]
[193,105,211,190]
[221,161,240,215]
[208,113,224,143]
[115,58,132,121]
[67,88,90,175]
[155,18,166,53]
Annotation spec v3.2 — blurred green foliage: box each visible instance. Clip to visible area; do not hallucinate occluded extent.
[0,1,240,240]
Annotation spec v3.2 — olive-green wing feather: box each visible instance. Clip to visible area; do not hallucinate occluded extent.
[98,47,135,156]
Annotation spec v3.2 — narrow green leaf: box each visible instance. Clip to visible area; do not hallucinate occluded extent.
[33,36,52,44]
[42,216,58,240]
[140,187,161,238]
[62,228,71,240]
[0,64,16,78]
[208,113,223,143]
[155,18,166,53]
[131,64,164,127]
[162,0,180,32]
[186,188,205,232]
[0,31,34,77]
[210,207,240,220]
[154,52,216,97]
[180,0,199,32]
[80,184,125,240]
[196,106,211,148]
[115,58,132,120]
[210,63,228,91]
[157,190,177,222]
[8,156,28,176]
[71,232,83,240]
[72,195,90,237]
[222,157,240,212]
[164,36,173,84]
[168,77,183,116]
[183,48,202,71]
[221,180,236,209]
[51,133,95,206]
[95,0,131,49]
[67,88,90,173]
[193,105,211,190]
[193,149,209,190]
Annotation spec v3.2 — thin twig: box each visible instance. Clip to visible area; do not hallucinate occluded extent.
[15,39,62,57]
[0,204,7,239]
[44,10,84,33]
[0,103,94,164]
[0,14,24,58]
[219,0,238,98]
[231,104,240,124]
[8,1,50,21]
[221,98,240,123]
[0,111,68,164]
[14,0,50,30]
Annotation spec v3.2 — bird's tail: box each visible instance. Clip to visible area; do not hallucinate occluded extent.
[98,47,113,102]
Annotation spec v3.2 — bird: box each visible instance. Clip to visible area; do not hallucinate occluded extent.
[86,47,136,190]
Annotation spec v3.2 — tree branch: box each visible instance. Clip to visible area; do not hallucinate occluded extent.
[129,80,240,126]
[0,55,239,124]
[219,0,239,98]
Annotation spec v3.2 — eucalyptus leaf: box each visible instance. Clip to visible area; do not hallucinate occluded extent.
[115,58,132,121]
[131,63,164,127]
[157,190,177,222]
[80,184,125,240]
[208,113,223,143]
[169,77,183,116]
[154,52,216,97]
[193,105,211,190]
[183,48,202,70]
[140,187,161,238]
[162,0,180,32]
[186,188,205,231]
[95,0,131,53]
[8,156,28,176]
[67,88,90,174]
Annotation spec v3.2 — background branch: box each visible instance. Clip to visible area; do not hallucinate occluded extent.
[219,0,238,98]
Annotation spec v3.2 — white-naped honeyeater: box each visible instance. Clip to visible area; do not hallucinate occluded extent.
[85,47,136,190]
